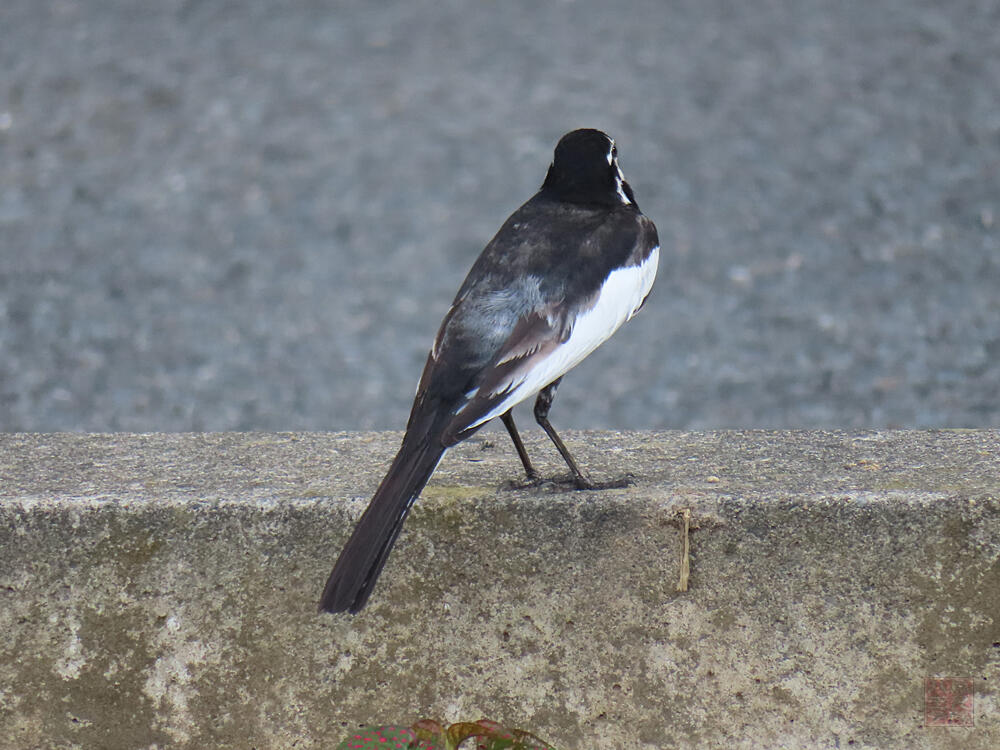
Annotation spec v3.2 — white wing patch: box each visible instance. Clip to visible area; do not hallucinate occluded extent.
[462,245,659,429]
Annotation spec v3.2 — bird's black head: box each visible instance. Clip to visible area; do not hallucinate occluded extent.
[541,128,636,208]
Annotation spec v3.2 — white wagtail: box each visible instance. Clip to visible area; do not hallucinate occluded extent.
[320,129,659,613]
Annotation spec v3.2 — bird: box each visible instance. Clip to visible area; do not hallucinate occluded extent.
[320,128,659,614]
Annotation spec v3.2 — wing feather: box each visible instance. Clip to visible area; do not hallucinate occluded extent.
[408,198,659,447]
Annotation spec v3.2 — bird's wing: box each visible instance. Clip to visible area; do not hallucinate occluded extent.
[407,201,659,446]
[439,301,573,444]
[440,239,658,445]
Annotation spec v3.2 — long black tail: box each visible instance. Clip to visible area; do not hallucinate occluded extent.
[319,433,445,614]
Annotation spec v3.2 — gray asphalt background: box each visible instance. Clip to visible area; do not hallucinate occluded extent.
[2,0,998,432]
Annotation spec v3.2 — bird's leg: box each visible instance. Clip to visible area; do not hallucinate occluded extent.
[533,379,595,490]
[500,410,540,481]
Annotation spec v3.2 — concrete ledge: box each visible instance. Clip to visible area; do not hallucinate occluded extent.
[1,431,998,749]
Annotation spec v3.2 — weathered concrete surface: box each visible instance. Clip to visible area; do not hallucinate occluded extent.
[0,431,997,749]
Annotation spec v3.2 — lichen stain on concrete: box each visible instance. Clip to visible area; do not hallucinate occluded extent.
[411,484,497,535]
[908,506,1000,674]
[54,611,87,681]
[142,614,212,745]
[91,517,165,591]
[28,603,167,748]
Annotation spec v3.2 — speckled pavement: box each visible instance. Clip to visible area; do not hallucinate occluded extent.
[1,1,998,431]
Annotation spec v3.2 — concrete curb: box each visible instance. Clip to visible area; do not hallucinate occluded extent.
[1,431,998,748]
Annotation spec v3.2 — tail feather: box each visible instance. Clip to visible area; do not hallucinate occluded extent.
[319,436,445,614]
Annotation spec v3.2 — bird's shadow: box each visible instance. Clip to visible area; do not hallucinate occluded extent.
[504,472,635,493]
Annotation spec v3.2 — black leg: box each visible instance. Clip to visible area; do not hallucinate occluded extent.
[500,410,539,481]
[533,378,595,489]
